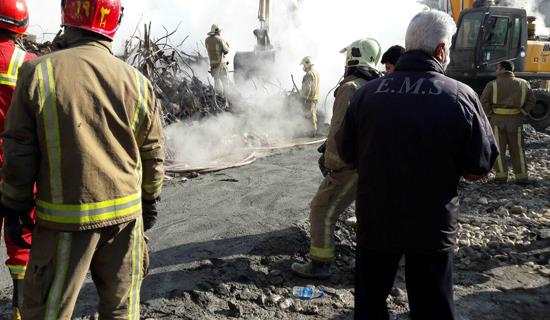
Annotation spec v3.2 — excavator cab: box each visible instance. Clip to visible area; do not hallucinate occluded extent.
[447,1,550,131]
[448,6,527,92]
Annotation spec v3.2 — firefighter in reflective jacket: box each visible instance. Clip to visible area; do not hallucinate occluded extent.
[291,39,382,279]
[0,0,164,319]
[0,1,36,319]
[481,60,536,183]
[301,56,321,136]
[205,24,230,95]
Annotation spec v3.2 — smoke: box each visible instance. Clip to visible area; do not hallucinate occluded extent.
[25,0,426,167]
[498,0,550,34]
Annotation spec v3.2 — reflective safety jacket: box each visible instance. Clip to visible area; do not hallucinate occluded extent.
[480,71,536,122]
[0,38,35,166]
[205,35,229,68]
[324,74,368,171]
[1,33,165,231]
[301,68,321,102]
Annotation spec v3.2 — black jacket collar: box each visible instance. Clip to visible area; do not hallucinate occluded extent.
[395,50,445,74]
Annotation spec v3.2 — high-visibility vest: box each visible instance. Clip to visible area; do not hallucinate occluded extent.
[492,80,527,116]
[0,47,26,87]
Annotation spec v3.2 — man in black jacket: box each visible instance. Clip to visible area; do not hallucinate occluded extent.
[337,10,498,320]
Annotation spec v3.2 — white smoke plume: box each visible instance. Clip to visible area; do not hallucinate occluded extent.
[25,0,426,167]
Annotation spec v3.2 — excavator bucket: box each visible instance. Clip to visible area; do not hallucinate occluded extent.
[234,49,277,84]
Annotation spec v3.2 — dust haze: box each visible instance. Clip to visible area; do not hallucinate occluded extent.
[24,0,548,167]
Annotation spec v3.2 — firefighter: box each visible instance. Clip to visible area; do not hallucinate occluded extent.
[381,45,405,74]
[205,24,230,95]
[0,0,165,318]
[481,60,536,183]
[0,1,36,319]
[300,56,321,136]
[291,39,382,279]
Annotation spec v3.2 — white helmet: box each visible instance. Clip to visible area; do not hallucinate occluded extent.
[300,56,314,66]
[340,38,382,68]
[208,24,221,35]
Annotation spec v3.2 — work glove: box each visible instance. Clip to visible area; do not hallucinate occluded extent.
[317,143,329,177]
[318,153,329,177]
[142,198,160,232]
[0,203,33,249]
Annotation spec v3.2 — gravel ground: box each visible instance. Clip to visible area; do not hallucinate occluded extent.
[0,127,548,320]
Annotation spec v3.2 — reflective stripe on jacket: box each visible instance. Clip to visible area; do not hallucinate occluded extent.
[1,31,165,231]
[0,39,36,165]
[480,71,536,118]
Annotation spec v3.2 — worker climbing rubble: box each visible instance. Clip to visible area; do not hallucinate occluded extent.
[0,0,164,318]
[205,24,230,95]
[291,39,383,279]
[481,60,536,183]
[300,56,321,137]
[0,1,36,319]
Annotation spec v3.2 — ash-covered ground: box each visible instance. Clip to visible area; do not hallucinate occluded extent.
[0,127,548,320]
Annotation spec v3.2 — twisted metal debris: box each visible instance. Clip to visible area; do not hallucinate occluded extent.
[121,23,231,126]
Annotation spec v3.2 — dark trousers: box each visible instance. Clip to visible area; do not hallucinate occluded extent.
[355,248,455,320]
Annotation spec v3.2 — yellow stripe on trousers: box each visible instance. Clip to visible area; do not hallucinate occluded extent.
[311,175,356,260]
[128,218,143,320]
[45,232,72,320]
[38,60,63,203]
[517,127,527,177]
[492,125,506,178]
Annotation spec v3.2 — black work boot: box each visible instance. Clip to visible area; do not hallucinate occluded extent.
[291,260,332,279]
[12,278,23,320]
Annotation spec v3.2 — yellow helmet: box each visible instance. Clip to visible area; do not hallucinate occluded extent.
[208,24,221,35]
[300,56,314,66]
[340,38,382,68]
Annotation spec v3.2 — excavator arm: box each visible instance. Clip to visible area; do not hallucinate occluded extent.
[449,0,476,22]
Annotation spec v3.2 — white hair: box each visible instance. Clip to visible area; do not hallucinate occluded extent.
[405,10,457,55]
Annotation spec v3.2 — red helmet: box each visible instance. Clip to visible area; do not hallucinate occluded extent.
[62,0,123,40]
[0,0,29,34]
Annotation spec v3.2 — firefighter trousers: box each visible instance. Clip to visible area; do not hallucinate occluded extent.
[492,122,528,181]
[0,209,35,280]
[211,63,229,95]
[304,100,318,134]
[309,169,357,262]
[22,218,148,320]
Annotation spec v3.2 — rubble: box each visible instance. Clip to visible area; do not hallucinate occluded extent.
[121,23,230,126]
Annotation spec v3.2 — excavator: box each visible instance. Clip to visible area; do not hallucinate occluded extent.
[446,0,550,130]
[233,0,277,84]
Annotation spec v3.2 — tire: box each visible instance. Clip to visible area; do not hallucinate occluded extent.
[530,89,550,132]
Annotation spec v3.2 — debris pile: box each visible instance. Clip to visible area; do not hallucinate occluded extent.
[121,23,230,126]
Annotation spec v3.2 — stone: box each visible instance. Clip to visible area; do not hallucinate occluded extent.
[227,301,242,318]
[510,205,525,215]
[216,283,231,296]
[301,304,321,315]
[497,206,510,216]
[539,229,550,239]
[279,298,293,310]
[258,294,269,306]
[269,294,283,305]
[478,197,489,205]
[237,288,258,301]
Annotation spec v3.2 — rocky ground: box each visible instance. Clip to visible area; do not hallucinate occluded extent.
[0,127,548,320]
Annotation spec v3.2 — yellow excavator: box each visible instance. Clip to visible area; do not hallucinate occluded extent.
[446,0,550,130]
